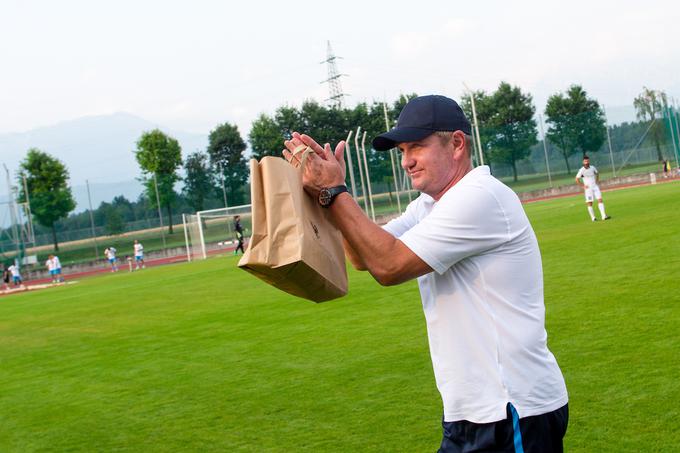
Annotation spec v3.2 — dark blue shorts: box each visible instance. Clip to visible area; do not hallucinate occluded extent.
[438,403,568,453]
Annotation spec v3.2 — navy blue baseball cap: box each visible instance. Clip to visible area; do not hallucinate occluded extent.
[372,95,472,151]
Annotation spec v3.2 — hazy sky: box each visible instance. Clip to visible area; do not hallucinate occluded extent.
[2,0,678,136]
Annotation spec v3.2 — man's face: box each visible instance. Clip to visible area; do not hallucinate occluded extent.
[398,133,463,199]
[583,158,590,168]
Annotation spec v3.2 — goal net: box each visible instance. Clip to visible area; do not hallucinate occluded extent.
[183,204,252,261]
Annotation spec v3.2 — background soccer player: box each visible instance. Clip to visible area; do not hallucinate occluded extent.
[575,156,611,221]
[133,240,145,270]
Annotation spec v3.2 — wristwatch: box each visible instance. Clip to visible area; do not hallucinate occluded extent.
[318,185,348,208]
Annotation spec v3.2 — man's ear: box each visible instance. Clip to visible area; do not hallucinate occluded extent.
[451,131,467,159]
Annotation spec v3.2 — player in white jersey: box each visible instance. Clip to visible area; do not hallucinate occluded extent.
[8,263,23,287]
[53,255,64,283]
[104,247,118,272]
[46,255,57,283]
[575,156,611,222]
[133,240,145,270]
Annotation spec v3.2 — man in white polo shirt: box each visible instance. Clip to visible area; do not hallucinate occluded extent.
[575,155,611,222]
[283,95,568,452]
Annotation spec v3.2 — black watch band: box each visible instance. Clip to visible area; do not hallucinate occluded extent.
[318,185,348,208]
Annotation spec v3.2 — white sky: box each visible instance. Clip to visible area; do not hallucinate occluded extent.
[1,0,678,136]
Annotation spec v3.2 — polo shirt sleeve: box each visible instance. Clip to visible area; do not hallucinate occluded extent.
[575,168,583,179]
[398,185,510,274]
[382,198,420,238]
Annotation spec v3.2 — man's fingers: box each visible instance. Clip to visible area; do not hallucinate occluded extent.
[282,149,302,167]
[283,137,305,154]
[297,133,325,157]
[323,143,333,160]
[334,140,346,164]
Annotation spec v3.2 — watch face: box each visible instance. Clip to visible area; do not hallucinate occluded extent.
[319,188,332,206]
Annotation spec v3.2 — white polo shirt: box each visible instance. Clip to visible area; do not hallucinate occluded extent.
[383,166,568,423]
[576,165,599,188]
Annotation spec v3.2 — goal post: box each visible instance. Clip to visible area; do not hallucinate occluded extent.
[183,204,252,261]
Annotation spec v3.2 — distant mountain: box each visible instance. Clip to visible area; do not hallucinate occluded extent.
[0,112,208,212]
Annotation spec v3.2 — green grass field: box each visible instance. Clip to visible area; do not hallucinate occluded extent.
[1,181,679,452]
[11,162,662,269]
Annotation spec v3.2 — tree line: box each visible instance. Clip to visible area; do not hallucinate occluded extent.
[9,85,675,252]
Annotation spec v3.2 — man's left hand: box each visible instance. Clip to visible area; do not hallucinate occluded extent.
[282,132,346,198]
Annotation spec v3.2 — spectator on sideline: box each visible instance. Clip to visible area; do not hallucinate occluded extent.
[2,265,10,291]
[575,156,611,222]
[8,262,23,287]
[133,240,145,269]
[662,159,671,178]
[233,215,245,255]
[283,95,569,452]
[104,247,118,272]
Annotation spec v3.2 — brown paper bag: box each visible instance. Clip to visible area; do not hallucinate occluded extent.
[238,153,348,302]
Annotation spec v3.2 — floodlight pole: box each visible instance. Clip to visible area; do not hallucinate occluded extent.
[86,179,100,259]
[153,173,167,251]
[354,126,369,212]
[219,163,229,209]
[3,164,20,258]
[463,83,484,166]
[344,130,358,198]
[20,175,34,245]
[469,130,478,167]
[538,115,553,187]
[606,127,616,178]
[360,131,375,221]
[218,163,232,236]
[673,100,680,168]
[383,102,401,213]
[665,103,679,169]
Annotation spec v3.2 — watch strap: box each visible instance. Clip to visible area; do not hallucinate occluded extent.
[322,185,348,207]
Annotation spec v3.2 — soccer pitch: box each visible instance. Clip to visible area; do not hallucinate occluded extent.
[1,181,679,452]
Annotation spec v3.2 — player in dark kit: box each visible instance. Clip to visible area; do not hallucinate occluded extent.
[233,215,245,255]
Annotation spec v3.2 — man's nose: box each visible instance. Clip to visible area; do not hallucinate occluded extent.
[401,152,413,170]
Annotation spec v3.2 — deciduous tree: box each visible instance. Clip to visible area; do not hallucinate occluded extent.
[544,85,606,174]
[634,87,668,161]
[182,151,215,213]
[134,129,182,233]
[207,123,248,206]
[463,83,537,181]
[19,148,76,251]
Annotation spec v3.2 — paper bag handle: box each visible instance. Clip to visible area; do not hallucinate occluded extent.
[292,145,314,180]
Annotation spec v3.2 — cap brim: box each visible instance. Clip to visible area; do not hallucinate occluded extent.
[372,127,434,151]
